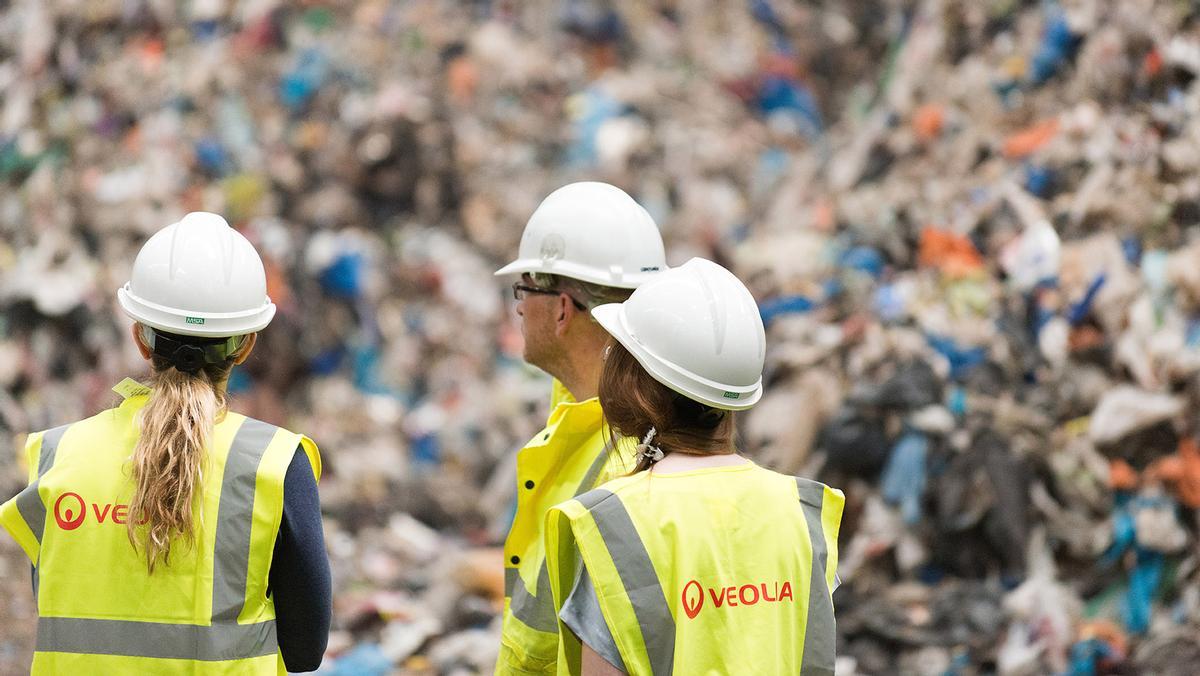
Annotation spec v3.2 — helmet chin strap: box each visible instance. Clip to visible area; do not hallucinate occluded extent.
[140,326,245,374]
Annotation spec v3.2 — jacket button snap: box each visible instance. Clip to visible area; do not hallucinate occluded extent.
[525,480,535,489]
[511,556,520,565]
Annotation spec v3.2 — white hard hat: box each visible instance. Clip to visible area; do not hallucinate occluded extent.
[592,258,765,410]
[117,212,276,337]
[494,182,666,288]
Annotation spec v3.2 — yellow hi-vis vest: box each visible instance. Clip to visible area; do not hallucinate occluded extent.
[0,379,321,675]
[497,380,633,675]
[544,463,844,676]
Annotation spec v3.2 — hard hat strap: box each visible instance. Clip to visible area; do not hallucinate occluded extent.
[143,328,245,374]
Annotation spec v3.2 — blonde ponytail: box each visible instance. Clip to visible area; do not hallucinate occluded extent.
[127,331,241,573]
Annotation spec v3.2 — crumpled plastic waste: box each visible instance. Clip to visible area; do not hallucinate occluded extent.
[759,294,817,326]
[5,2,1200,674]
[999,529,1081,674]
[1065,620,1126,676]
[1088,387,1183,448]
[1028,8,1083,86]
[1146,438,1200,508]
[880,430,928,525]
[1100,489,1187,636]
[820,407,892,477]
[919,227,984,278]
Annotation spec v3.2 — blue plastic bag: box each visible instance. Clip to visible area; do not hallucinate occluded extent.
[881,430,929,525]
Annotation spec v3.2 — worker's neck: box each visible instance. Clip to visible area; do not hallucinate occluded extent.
[547,326,608,403]
[555,359,600,402]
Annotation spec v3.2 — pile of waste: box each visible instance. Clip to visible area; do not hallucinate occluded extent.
[2,1,1200,673]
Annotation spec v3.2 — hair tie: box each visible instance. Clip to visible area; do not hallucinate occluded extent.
[637,426,664,464]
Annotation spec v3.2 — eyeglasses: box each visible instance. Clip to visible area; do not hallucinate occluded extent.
[511,282,587,311]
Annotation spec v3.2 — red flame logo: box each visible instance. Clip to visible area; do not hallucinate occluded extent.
[682,580,704,619]
[53,492,85,531]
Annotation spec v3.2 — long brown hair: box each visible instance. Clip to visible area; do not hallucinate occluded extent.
[598,339,736,472]
[127,327,243,572]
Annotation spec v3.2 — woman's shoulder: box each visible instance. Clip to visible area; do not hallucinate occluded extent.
[221,413,322,482]
[592,466,662,498]
[717,464,845,510]
[549,471,648,520]
[220,411,315,445]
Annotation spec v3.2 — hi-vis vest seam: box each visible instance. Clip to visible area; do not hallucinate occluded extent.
[505,439,614,634]
[796,477,836,676]
[32,416,282,662]
[574,488,674,676]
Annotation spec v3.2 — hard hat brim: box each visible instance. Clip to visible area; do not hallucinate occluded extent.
[493,259,537,278]
[118,285,275,337]
[494,258,657,289]
[592,303,762,410]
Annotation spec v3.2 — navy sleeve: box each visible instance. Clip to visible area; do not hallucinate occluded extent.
[271,447,332,672]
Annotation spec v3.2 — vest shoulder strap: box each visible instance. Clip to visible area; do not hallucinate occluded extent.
[547,488,674,676]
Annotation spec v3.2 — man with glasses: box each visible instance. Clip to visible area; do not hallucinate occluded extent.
[493,182,666,674]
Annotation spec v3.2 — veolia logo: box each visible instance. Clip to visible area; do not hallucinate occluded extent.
[53,492,86,530]
[682,580,704,619]
[680,579,795,619]
[51,492,143,531]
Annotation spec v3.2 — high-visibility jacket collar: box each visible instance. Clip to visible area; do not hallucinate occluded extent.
[497,380,631,675]
[545,395,603,436]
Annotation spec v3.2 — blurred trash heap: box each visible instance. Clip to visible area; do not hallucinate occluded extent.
[3,0,1200,674]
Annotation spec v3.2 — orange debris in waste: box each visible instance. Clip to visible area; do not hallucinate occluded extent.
[919,227,984,277]
[1108,459,1139,491]
[1003,118,1060,159]
[913,104,945,142]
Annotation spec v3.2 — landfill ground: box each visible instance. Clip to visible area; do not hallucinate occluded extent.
[7,0,1200,674]
[0,540,35,676]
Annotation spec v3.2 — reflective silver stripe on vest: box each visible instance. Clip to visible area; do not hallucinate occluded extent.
[36,616,277,661]
[212,418,279,624]
[507,440,615,634]
[797,478,835,676]
[509,559,558,632]
[15,425,71,547]
[504,566,519,597]
[576,489,675,676]
[18,425,71,599]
